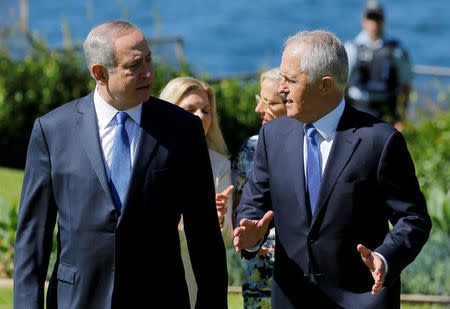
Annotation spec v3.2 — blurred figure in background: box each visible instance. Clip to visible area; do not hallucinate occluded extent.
[345,0,412,131]
[160,76,233,308]
[231,67,286,308]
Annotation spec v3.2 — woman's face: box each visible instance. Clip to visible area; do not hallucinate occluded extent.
[179,89,212,135]
[255,78,287,125]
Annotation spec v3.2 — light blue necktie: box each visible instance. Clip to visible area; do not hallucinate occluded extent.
[305,124,321,215]
[110,112,131,214]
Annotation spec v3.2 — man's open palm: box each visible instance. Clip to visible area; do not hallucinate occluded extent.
[233,211,274,253]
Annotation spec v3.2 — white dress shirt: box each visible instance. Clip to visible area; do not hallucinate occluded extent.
[93,87,142,179]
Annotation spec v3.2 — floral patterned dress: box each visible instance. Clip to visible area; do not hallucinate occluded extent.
[232,135,276,309]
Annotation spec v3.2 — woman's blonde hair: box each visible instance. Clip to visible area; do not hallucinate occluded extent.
[159,77,228,157]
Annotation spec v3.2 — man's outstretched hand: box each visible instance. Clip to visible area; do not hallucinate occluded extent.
[357,244,386,295]
[233,211,274,253]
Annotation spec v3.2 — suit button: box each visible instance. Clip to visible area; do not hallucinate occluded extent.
[309,238,316,244]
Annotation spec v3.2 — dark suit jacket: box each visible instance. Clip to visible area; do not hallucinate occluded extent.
[235,104,431,309]
[14,92,228,309]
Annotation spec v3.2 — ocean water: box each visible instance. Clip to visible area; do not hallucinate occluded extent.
[3,0,450,80]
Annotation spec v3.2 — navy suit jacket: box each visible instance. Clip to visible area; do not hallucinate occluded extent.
[235,104,431,308]
[14,92,228,309]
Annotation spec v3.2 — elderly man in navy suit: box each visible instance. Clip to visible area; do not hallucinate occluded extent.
[14,20,228,309]
[233,30,431,308]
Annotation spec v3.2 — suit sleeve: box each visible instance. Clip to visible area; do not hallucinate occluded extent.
[179,117,228,309]
[375,131,431,280]
[14,119,57,309]
[234,126,273,259]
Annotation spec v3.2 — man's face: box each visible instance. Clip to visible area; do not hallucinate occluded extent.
[106,29,154,109]
[278,42,321,123]
[362,16,384,41]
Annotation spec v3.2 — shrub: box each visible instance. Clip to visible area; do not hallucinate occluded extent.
[0,42,259,168]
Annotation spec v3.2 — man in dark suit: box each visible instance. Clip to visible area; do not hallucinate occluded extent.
[14,20,228,309]
[233,30,431,308]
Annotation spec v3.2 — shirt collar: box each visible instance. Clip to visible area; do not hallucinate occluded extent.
[93,86,142,129]
[307,99,345,141]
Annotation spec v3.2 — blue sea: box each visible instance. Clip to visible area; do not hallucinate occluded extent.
[2,0,450,81]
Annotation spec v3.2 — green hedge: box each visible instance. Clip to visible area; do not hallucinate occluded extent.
[0,43,260,168]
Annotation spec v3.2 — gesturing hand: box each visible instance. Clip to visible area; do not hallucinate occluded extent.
[233,211,274,253]
[216,185,234,228]
[357,244,386,295]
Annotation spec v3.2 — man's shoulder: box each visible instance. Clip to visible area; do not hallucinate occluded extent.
[344,105,397,138]
[260,116,302,141]
[39,91,94,123]
[264,115,299,129]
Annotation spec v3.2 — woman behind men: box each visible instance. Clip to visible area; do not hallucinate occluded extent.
[160,77,233,307]
[232,67,286,308]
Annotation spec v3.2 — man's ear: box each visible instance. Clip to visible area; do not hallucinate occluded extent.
[92,64,109,85]
[319,76,333,95]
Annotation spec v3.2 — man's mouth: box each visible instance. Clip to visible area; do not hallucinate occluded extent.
[137,85,151,90]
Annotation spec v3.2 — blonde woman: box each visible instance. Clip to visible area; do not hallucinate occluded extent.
[160,77,233,307]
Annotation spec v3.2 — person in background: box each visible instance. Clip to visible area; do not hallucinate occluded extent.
[14,20,228,309]
[159,76,233,307]
[234,30,431,308]
[231,67,286,308]
[345,0,412,131]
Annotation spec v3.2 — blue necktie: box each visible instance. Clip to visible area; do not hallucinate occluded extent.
[305,124,321,215]
[110,112,131,214]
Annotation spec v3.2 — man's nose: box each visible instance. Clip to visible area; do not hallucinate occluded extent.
[142,63,153,78]
[278,83,289,95]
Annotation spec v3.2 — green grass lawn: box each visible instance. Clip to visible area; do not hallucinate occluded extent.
[0,167,24,206]
[0,286,447,308]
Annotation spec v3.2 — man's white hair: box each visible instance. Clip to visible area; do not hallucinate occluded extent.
[284,30,348,92]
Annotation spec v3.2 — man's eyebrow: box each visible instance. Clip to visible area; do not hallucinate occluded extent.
[280,72,294,79]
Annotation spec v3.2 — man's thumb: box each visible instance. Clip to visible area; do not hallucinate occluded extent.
[357,244,371,258]
[258,211,274,228]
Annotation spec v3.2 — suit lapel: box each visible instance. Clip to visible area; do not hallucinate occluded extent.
[77,92,114,204]
[285,120,310,224]
[118,99,158,223]
[310,106,361,228]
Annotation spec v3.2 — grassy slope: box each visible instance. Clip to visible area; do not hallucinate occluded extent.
[0,167,24,206]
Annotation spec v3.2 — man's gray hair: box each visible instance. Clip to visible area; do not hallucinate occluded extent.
[284,30,348,92]
[83,20,140,77]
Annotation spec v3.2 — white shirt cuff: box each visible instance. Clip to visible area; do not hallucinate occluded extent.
[374,252,389,274]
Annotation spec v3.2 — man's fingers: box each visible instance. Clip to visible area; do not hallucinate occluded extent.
[372,278,384,295]
[258,211,274,228]
[233,236,241,253]
[240,218,258,229]
[233,226,246,237]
